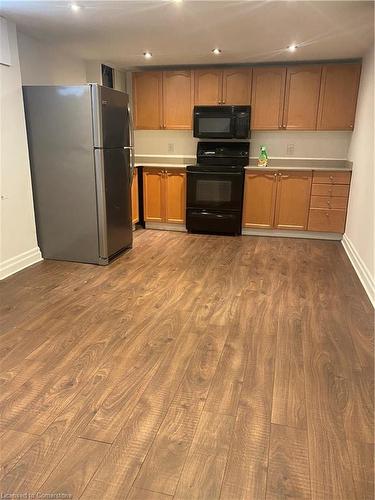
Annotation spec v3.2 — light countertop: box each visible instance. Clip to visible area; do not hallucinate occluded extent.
[135,163,352,172]
[135,163,188,169]
[245,165,352,172]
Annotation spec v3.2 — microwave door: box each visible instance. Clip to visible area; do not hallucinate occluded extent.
[194,113,235,139]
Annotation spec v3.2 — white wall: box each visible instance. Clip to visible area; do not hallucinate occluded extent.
[343,44,375,305]
[17,31,86,85]
[134,129,351,159]
[0,19,41,279]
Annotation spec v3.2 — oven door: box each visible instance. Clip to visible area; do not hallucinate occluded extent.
[193,109,235,139]
[187,170,244,211]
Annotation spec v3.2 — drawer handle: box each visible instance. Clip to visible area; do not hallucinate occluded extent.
[325,213,329,217]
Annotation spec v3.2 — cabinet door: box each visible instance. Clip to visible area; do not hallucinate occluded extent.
[222,68,252,105]
[143,168,164,222]
[131,167,139,224]
[308,208,347,233]
[274,172,312,230]
[164,169,186,224]
[243,172,277,229]
[194,69,222,105]
[133,72,162,129]
[251,67,286,130]
[317,63,361,130]
[163,70,193,129]
[283,65,322,130]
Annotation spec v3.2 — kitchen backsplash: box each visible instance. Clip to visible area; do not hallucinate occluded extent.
[134,130,352,159]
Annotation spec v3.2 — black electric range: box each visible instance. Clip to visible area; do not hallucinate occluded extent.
[186,142,249,235]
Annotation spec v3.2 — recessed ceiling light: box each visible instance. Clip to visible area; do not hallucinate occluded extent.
[287,44,298,52]
[70,3,81,11]
[212,48,222,55]
[143,51,153,59]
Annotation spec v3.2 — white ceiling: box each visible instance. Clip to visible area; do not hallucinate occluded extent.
[1,1,374,69]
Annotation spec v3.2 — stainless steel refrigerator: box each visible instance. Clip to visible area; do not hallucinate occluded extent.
[23,84,134,265]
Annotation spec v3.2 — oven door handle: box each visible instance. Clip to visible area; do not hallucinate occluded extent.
[202,212,224,218]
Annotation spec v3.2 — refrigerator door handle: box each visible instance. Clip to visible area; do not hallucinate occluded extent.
[94,148,109,259]
[127,103,135,183]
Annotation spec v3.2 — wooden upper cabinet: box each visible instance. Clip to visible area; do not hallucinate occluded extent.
[132,62,361,131]
[283,65,322,130]
[222,68,252,105]
[164,169,186,224]
[162,71,193,129]
[143,168,164,222]
[133,72,162,129]
[317,63,361,130]
[194,69,222,105]
[274,171,312,230]
[251,67,286,130]
[243,172,277,228]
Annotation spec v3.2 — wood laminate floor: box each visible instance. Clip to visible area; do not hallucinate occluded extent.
[0,230,373,500]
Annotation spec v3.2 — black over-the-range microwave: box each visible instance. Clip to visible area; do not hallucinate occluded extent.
[193,105,251,139]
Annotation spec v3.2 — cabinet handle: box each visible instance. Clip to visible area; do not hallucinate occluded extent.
[325,213,329,217]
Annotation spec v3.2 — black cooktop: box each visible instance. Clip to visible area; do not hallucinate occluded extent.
[193,141,249,168]
[186,164,244,172]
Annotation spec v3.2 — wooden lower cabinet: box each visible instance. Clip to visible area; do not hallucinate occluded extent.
[164,170,186,223]
[143,168,164,222]
[311,183,350,197]
[308,170,351,232]
[274,171,312,230]
[243,170,312,231]
[243,171,277,228]
[143,168,186,225]
[131,166,139,224]
[308,208,347,233]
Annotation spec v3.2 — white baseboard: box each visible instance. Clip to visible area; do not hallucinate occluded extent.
[0,247,42,280]
[242,228,343,240]
[145,222,187,232]
[342,234,375,307]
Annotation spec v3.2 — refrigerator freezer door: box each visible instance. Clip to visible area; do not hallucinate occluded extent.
[95,148,133,259]
[91,84,131,148]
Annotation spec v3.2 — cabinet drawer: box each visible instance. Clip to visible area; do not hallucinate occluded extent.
[311,183,350,197]
[313,171,351,185]
[308,208,347,233]
[310,195,348,209]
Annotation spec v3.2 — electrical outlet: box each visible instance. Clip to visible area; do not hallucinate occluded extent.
[168,143,175,153]
[286,143,295,156]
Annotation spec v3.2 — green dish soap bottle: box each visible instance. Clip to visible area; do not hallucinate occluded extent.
[258,145,268,167]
